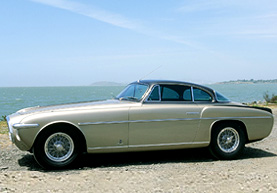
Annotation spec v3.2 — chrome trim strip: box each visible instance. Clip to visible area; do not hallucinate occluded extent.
[129,141,209,148]
[79,118,198,126]
[191,86,194,102]
[145,85,161,102]
[200,116,272,120]
[88,141,209,151]
[79,116,272,126]
[79,121,129,126]
[13,123,40,129]
[88,145,128,150]
[128,118,198,123]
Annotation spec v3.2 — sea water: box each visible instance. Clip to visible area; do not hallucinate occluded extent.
[1,84,277,117]
[0,86,124,117]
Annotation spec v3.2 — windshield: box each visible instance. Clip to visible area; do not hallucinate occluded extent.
[116,84,149,101]
[215,91,230,102]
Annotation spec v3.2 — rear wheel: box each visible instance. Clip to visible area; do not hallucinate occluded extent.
[209,123,246,160]
[33,127,81,169]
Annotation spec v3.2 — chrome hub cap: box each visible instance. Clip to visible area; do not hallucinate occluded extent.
[45,132,74,162]
[217,127,239,153]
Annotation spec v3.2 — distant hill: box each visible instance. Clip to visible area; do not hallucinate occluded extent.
[90,81,126,86]
[217,79,277,84]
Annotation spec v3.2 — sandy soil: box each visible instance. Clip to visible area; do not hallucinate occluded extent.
[0,109,276,193]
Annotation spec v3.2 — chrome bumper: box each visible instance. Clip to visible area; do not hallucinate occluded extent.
[6,116,15,143]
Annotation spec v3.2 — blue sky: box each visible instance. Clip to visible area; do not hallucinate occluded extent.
[1,0,277,86]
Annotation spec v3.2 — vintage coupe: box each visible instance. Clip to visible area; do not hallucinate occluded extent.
[7,80,274,169]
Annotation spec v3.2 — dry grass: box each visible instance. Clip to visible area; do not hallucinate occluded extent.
[0,121,8,134]
[0,121,11,149]
[268,103,277,109]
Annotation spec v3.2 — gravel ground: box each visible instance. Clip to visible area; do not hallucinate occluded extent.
[0,108,276,193]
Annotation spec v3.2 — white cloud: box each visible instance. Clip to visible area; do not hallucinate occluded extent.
[31,0,141,30]
[30,0,203,48]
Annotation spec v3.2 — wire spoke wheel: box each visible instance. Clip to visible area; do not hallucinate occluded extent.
[44,132,74,162]
[33,125,83,169]
[209,123,246,160]
[217,127,240,153]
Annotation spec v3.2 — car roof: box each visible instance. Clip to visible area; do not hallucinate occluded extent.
[131,79,215,93]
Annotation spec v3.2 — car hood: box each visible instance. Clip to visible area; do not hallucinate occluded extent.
[16,100,137,115]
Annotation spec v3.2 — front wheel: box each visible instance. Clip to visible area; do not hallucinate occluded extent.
[33,127,81,169]
[209,123,246,160]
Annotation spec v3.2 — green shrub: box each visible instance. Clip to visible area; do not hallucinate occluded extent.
[0,115,7,122]
[263,92,277,103]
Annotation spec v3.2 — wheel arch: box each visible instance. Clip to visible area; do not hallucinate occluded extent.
[32,121,87,153]
[210,120,249,143]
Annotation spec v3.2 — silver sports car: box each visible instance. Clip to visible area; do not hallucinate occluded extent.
[7,80,274,169]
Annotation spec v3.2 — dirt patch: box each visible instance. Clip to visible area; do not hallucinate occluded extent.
[1,109,277,192]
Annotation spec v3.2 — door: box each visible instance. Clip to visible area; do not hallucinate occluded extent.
[128,84,202,149]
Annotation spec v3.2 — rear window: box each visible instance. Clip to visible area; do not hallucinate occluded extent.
[215,91,230,102]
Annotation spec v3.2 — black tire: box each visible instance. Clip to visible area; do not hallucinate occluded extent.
[33,127,81,169]
[209,122,246,160]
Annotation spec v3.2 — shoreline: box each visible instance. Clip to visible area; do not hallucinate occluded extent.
[216,79,277,84]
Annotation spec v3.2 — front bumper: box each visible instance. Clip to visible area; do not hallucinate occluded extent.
[6,116,15,143]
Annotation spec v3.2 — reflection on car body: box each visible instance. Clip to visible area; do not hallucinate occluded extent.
[7,80,274,169]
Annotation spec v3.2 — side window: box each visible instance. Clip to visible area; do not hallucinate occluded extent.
[183,88,192,101]
[193,88,212,101]
[161,85,192,101]
[162,87,179,100]
[148,86,160,101]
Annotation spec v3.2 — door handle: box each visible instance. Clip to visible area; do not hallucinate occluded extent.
[186,112,200,115]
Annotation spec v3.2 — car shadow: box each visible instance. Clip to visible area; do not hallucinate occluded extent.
[18,146,276,171]
[241,146,276,159]
[79,148,212,169]
[17,154,41,171]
